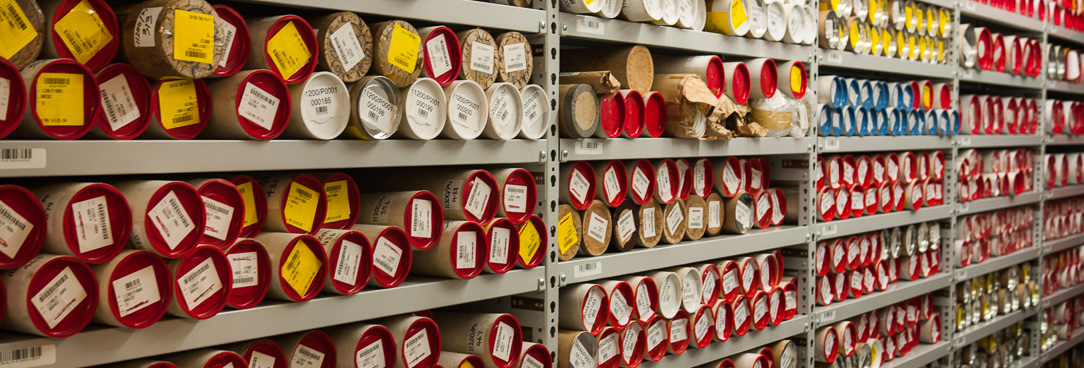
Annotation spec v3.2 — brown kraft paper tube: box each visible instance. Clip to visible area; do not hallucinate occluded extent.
[579,200,611,256]
[307,12,373,83]
[559,83,600,138]
[0,0,44,70]
[456,28,498,90]
[684,194,707,241]
[661,199,688,245]
[562,45,654,93]
[705,192,725,236]
[494,31,533,89]
[119,0,224,79]
[557,204,582,261]
[371,20,423,88]
[558,330,599,368]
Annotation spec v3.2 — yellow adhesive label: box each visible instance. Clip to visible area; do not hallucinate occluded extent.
[923,84,932,108]
[868,0,879,22]
[236,181,259,227]
[882,29,891,56]
[53,0,112,64]
[905,5,913,24]
[790,65,803,93]
[282,243,322,296]
[585,0,595,5]
[939,10,949,34]
[849,22,860,48]
[267,21,311,80]
[518,221,541,265]
[0,0,36,59]
[172,10,214,64]
[37,72,84,126]
[323,180,350,223]
[730,0,748,28]
[557,212,578,254]
[936,39,944,62]
[158,79,200,130]
[704,12,730,34]
[387,24,420,74]
[908,35,917,59]
[871,28,881,55]
[830,0,840,12]
[285,182,319,232]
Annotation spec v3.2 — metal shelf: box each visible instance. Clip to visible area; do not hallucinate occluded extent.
[813,273,953,328]
[1048,26,1084,46]
[958,1,1045,33]
[956,135,1044,148]
[1048,135,1084,146]
[639,317,808,368]
[954,247,1040,281]
[1049,185,1084,200]
[1048,80,1084,96]
[1041,325,1084,363]
[0,140,548,178]
[560,137,814,161]
[555,226,809,284]
[241,0,545,33]
[959,68,1044,89]
[0,269,544,367]
[955,308,1039,346]
[1042,283,1084,309]
[958,191,1043,216]
[819,136,953,153]
[818,50,955,79]
[815,206,953,239]
[886,341,952,368]
[1045,233,1084,254]
[558,13,814,60]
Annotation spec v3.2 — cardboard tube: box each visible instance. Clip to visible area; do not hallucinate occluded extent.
[596,327,621,368]
[254,173,327,234]
[482,218,518,274]
[313,229,371,295]
[653,55,725,98]
[671,266,703,312]
[580,200,611,256]
[412,221,485,279]
[516,84,547,139]
[438,352,485,368]
[91,63,151,139]
[115,180,205,258]
[705,192,724,236]
[557,330,598,368]
[660,199,687,245]
[208,5,249,78]
[684,194,707,241]
[350,224,412,288]
[254,232,328,302]
[433,312,522,368]
[494,32,532,89]
[224,238,271,309]
[244,15,317,84]
[417,26,461,86]
[558,84,600,138]
[515,215,546,269]
[118,0,222,79]
[91,250,169,329]
[370,20,422,88]
[816,326,840,362]
[160,350,246,368]
[165,246,230,320]
[220,339,284,368]
[13,58,98,139]
[722,193,754,234]
[610,205,636,252]
[326,323,397,368]
[456,28,497,90]
[562,45,654,93]
[274,330,336,368]
[559,283,609,334]
[359,169,498,223]
[345,75,402,139]
[483,82,523,140]
[646,271,682,319]
[396,77,448,140]
[626,160,656,205]
[375,315,441,368]
[32,182,128,264]
[689,305,715,348]
[308,12,372,83]
[356,190,443,250]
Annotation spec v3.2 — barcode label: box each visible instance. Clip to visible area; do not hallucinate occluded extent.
[216,18,237,68]
[0,200,32,258]
[330,24,366,71]
[201,196,234,241]
[372,237,402,276]
[315,106,328,114]
[503,185,528,213]
[574,139,602,154]
[0,345,55,367]
[31,267,86,329]
[0,148,44,169]
[361,86,393,133]
[99,75,140,131]
[503,43,527,73]
[576,17,605,35]
[178,258,222,308]
[147,191,195,250]
[292,345,325,368]
[238,83,281,130]
[333,239,363,285]
[227,252,259,288]
[455,231,477,269]
[470,41,495,73]
[71,196,112,253]
[112,265,161,317]
[573,261,602,278]
[4,4,26,30]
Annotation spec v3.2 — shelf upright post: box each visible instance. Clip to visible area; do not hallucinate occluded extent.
[801,18,821,367]
[537,0,563,355]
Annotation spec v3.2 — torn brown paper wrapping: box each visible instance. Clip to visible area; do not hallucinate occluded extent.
[559,71,622,94]
[653,74,719,139]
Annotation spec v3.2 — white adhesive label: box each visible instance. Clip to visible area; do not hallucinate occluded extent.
[723,164,741,193]
[201,196,234,241]
[521,356,544,368]
[178,258,222,309]
[604,167,621,203]
[708,201,721,228]
[569,169,591,204]
[688,207,704,229]
[756,194,770,220]
[616,210,635,243]
[216,20,236,68]
[742,265,755,291]
[582,288,603,329]
[693,162,706,194]
[734,302,749,327]
[723,269,739,294]
[112,265,160,317]
[671,318,688,342]
[657,166,673,201]
[632,168,651,199]
[360,86,394,134]
[70,196,112,254]
[425,34,453,77]
[642,208,656,238]
[372,237,402,276]
[694,312,711,340]
[489,227,510,264]
[333,239,363,284]
[587,212,608,243]
[292,345,325,368]
[785,290,796,310]
[503,43,527,73]
[355,341,384,368]
[489,87,516,129]
[754,297,767,322]
[33,268,85,330]
[133,7,162,47]
[770,193,783,224]
[503,184,528,213]
[676,160,689,193]
[735,201,752,228]
[682,275,698,307]
[456,231,477,269]
[598,333,619,363]
[470,42,495,73]
[570,340,593,368]
[647,321,665,349]
[403,330,432,367]
[611,291,633,324]
[493,321,515,361]
[250,351,277,368]
[461,178,492,220]
[411,199,432,238]
[99,75,141,131]
[238,83,281,130]
[330,24,366,70]
[702,271,717,302]
[228,251,259,288]
[148,191,195,251]
[635,282,652,317]
[0,78,9,120]
[666,204,684,235]
[407,84,440,128]
[621,327,639,361]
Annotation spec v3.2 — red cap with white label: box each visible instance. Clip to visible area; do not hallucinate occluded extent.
[833,270,848,302]
[627,160,656,205]
[211,5,250,77]
[816,275,834,306]
[93,250,170,329]
[818,188,837,222]
[163,350,247,368]
[848,185,864,219]
[623,276,658,323]
[815,241,831,276]
[690,304,715,348]
[815,156,827,191]
[782,279,798,320]
[314,229,371,295]
[744,158,768,195]
[45,0,119,71]
[224,238,271,309]
[166,245,231,319]
[620,90,645,138]
[494,168,536,224]
[668,309,691,354]
[147,78,210,140]
[598,92,626,138]
[816,326,839,363]
[211,70,292,139]
[871,155,887,186]
[698,264,722,306]
[717,260,742,303]
[0,58,25,139]
[190,179,245,248]
[92,63,151,139]
[601,280,636,329]
[715,157,745,198]
[620,320,647,368]
[597,327,622,368]
[229,175,267,238]
[753,191,773,229]
[316,173,361,230]
[278,330,337,368]
[750,290,771,331]
[482,218,519,274]
[738,257,761,298]
[848,269,864,298]
[563,161,597,211]
[32,182,127,264]
[834,186,851,220]
[642,91,666,138]
[711,299,732,342]
[675,159,694,201]
[730,295,751,336]
[420,26,462,86]
[692,158,714,198]
[518,343,553,368]
[116,180,205,259]
[237,339,286,368]
[652,159,680,205]
[596,161,628,207]
[643,316,669,361]
[864,187,879,216]
[1,254,97,337]
[354,225,412,288]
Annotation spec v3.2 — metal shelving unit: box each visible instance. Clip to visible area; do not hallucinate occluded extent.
[1050,185,1084,200]
[887,342,954,368]
[819,136,953,153]
[955,135,1045,148]
[639,318,809,368]
[954,308,1040,346]
[1048,135,1084,146]
[813,273,953,328]
[818,50,956,79]
[954,247,1041,281]
[959,69,1045,89]
[1045,232,1084,254]
[1041,326,1084,363]
[560,137,815,161]
[958,2,1045,32]
[238,0,547,32]
[1048,80,1084,95]
[957,191,1044,216]
[1042,283,1084,309]
[814,206,954,239]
